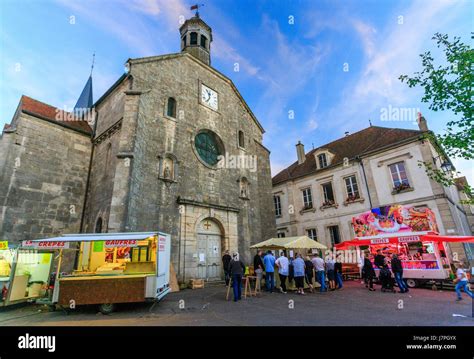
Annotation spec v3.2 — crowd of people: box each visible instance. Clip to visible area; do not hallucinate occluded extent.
[222,248,473,302]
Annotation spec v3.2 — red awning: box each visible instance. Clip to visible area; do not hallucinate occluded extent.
[420,234,474,243]
[335,233,474,250]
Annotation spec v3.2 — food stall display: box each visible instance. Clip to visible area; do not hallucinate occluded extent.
[27,232,172,314]
[0,240,63,307]
[337,204,474,287]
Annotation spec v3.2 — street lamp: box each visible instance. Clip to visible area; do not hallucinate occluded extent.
[441,161,453,173]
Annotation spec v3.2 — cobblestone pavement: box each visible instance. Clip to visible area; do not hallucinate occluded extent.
[0,281,473,326]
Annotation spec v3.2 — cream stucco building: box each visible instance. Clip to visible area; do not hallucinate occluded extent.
[272,117,473,265]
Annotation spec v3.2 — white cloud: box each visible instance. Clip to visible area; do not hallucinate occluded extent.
[351,19,377,59]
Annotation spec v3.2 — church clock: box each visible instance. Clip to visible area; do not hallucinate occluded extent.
[200,84,218,111]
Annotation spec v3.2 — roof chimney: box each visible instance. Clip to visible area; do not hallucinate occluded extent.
[417,112,428,132]
[296,141,305,165]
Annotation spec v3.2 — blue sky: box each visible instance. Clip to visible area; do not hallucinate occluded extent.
[1,0,472,183]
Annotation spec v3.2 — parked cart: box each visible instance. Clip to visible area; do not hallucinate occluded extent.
[25,232,171,314]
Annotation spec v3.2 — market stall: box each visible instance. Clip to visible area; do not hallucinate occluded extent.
[335,204,474,287]
[250,236,327,290]
[29,232,171,313]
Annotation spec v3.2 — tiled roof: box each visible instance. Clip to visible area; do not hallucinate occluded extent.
[19,95,92,135]
[272,126,425,185]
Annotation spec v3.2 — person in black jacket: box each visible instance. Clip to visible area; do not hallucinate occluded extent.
[229,252,246,302]
[222,250,232,286]
[374,249,385,269]
[363,253,376,291]
[391,254,409,293]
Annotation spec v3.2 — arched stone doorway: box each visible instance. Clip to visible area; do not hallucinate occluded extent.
[196,218,223,280]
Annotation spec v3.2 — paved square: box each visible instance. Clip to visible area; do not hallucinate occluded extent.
[0,281,473,326]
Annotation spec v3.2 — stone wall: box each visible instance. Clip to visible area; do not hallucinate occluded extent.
[0,113,91,246]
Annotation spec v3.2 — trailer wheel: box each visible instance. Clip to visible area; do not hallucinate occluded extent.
[99,303,116,315]
[406,279,417,288]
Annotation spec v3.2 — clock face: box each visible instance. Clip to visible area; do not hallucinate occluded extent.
[201,84,218,110]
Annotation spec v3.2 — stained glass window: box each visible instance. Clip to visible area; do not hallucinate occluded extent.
[195,131,222,166]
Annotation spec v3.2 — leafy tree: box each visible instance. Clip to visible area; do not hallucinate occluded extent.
[399,32,473,203]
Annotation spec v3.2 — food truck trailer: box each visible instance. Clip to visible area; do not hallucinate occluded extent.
[336,205,474,288]
[7,232,171,313]
[0,240,63,308]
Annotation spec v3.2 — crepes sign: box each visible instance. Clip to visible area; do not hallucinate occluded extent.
[22,240,69,249]
[104,240,137,248]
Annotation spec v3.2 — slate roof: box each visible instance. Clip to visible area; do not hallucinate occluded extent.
[272,126,426,185]
[18,95,92,135]
[74,75,93,112]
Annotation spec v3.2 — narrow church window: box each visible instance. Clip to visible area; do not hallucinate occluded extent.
[190,32,198,45]
[200,35,207,49]
[167,97,176,118]
[238,130,245,148]
[95,217,103,233]
[182,35,187,47]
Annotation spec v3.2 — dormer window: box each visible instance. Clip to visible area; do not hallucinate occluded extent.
[200,35,207,49]
[318,153,328,168]
[190,32,198,45]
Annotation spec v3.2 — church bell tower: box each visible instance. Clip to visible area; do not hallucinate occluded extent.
[179,10,213,66]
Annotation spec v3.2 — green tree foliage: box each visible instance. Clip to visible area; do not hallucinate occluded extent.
[400,33,473,203]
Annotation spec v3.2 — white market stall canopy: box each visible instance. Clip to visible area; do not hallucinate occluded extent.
[250,236,327,250]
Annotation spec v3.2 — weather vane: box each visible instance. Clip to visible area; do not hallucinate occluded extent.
[190,4,204,17]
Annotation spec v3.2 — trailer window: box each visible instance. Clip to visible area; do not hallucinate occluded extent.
[131,246,149,262]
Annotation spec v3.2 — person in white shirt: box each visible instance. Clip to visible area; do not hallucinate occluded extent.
[311,253,327,292]
[454,263,473,301]
[275,251,289,293]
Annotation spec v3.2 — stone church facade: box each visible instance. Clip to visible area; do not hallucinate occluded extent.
[0,15,276,282]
